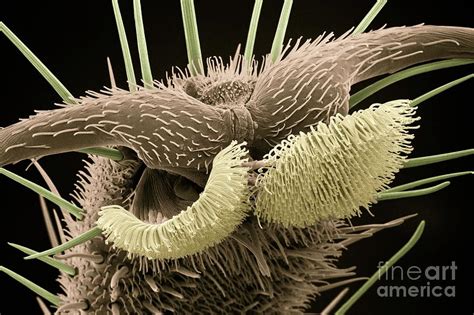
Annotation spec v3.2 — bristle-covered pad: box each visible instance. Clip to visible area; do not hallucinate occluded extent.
[97,141,251,260]
[254,100,418,227]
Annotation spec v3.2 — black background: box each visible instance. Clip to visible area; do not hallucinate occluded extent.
[1,0,473,314]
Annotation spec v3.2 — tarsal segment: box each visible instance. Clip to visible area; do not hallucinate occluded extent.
[0,87,237,175]
[248,25,474,148]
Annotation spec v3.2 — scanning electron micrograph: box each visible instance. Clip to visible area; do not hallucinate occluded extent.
[0,0,473,314]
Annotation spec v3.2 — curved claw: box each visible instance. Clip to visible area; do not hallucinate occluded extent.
[0,85,235,175]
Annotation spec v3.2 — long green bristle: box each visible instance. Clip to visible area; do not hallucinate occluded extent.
[270,0,293,62]
[0,168,84,220]
[78,147,123,161]
[410,73,473,107]
[377,182,450,201]
[25,227,102,260]
[244,0,264,69]
[0,266,61,306]
[0,22,74,103]
[33,160,73,223]
[112,0,137,91]
[386,171,473,192]
[8,243,76,276]
[335,221,425,314]
[404,148,474,168]
[180,0,204,75]
[133,0,153,87]
[1,21,124,160]
[352,0,387,35]
[350,59,474,108]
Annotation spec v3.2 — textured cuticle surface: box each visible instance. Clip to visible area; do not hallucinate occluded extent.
[0,1,473,314]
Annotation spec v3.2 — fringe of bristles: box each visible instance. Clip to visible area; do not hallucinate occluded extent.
[59,139,405,313]
[97,141,251,259]
[254,100,419,227]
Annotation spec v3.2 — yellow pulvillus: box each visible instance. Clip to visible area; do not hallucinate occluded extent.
[98,141,251,259]
[254,100,418,227]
